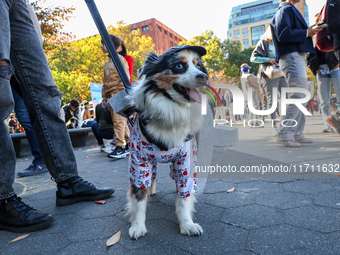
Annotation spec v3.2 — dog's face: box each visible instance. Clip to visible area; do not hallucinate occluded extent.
[138,49,209,105]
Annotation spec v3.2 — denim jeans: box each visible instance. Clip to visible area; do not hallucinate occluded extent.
[0,0,78,199]
[12,89,44,164]
[91,121,114,146]
[316,69,340,128]
[263,77,288,126]
[278,52,308,141]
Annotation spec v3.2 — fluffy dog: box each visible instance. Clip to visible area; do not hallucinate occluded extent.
[127,45,209,239]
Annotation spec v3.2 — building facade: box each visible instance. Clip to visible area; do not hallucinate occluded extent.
[227,0,309,48]
[130,18,186,55]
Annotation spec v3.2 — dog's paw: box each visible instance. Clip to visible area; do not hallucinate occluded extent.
[180,222,203,236]
[129,225,147,240]
[149,189,156,196]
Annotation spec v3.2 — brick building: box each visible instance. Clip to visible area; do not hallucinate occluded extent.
[130,18,187,55]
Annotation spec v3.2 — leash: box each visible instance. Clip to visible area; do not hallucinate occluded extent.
[85,0,134,117]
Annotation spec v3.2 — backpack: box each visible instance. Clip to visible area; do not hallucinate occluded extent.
[326,0,340,34]
[316,4,334,52]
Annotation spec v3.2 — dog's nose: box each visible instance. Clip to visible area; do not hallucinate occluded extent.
[196,73,208,81]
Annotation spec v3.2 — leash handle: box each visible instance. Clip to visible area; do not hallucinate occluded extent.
[85,0,132,94]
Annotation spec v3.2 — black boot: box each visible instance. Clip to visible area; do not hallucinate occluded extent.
[56,176,114,206]
[0,195,54,233]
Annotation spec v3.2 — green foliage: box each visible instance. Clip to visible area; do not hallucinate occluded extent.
[47,21,155,104]
[179,30,256,84]
[30,0,75,52]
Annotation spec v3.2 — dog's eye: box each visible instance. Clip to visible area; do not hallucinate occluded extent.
[196,64,201,70]
[175,63,184,70]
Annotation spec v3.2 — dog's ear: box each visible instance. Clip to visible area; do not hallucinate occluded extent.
[138,52,163,79]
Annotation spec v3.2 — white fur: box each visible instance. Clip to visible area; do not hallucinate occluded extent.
[130,51,205,149]
[176,195,203,236]
[149,179,157,196]
[127,188,148,240]
[127,50,206,239]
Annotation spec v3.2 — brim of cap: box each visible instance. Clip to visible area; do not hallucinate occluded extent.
[163,45,207,57]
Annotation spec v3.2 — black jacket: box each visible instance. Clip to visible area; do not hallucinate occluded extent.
[308,47,339,76]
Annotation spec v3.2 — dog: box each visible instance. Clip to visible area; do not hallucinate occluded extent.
[127,45,209,239]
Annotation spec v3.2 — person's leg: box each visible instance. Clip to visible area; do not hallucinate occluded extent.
[12,88,44,163]
[0,0,54,233]
[0,0,17,200]
[278,52,309,144]
[91,120,105,146]
[9,0,113,206]
[330,69,340,110]
[264,78,279,127]
[110,107,127,147]
[317,73,332,129]
[9,2,77,182]
[109,107,129,158]
[91,120,114,146]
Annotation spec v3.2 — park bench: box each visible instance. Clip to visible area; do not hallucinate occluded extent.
[11,127,94,158]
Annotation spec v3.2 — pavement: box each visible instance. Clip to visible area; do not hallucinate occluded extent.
[1,113,340,255]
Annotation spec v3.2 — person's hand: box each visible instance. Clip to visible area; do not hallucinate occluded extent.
[307,26,323,37]
[268,59,277,66]
[102,100,107,108]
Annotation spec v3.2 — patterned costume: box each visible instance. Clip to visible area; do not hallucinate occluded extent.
[129,118,198,198]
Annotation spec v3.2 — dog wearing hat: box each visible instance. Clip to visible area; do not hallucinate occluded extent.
[126,45,208,239]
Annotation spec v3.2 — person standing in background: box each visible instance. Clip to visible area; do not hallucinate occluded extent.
[270,0,322,147]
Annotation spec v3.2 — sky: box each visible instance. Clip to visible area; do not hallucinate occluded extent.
[42,0,325,41]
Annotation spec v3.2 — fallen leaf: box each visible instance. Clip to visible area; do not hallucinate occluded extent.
[338,174,340,177]
[95,200,106,205]
[106,229,121,247]
[9,233,31,243]
[288,151,294,153]
[226,187,235,193]
[319,147,325,150]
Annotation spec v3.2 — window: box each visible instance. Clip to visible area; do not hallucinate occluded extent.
[233,30,240,39]
[251,25,265,46]
[175,36,177,41]
[243,39,249,47]
[164,30,167,35]
[158,26,162,32]
[170,33,173,38]
[142,25,149,31]
[242,28,248,37]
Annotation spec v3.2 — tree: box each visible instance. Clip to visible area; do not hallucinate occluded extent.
[30,0,75,52]
[178,30,249,85]
[47,21,155,104]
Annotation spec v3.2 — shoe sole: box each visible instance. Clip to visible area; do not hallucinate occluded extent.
[277,140,301,147]
[56,190,115,206]
[0,216,55,233]
[108,152,128,159]
[17,169,48,177]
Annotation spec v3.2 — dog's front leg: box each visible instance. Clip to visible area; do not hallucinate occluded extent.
[149,179,156,195]
[175,194,203,236]
[127,185,148,239]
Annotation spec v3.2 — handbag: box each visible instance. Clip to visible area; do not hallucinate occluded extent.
[263,65,284,79]
[316,4,334,52]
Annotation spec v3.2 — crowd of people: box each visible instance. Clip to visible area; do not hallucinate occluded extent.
[214,0,340,147]
[1,0,340,235]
